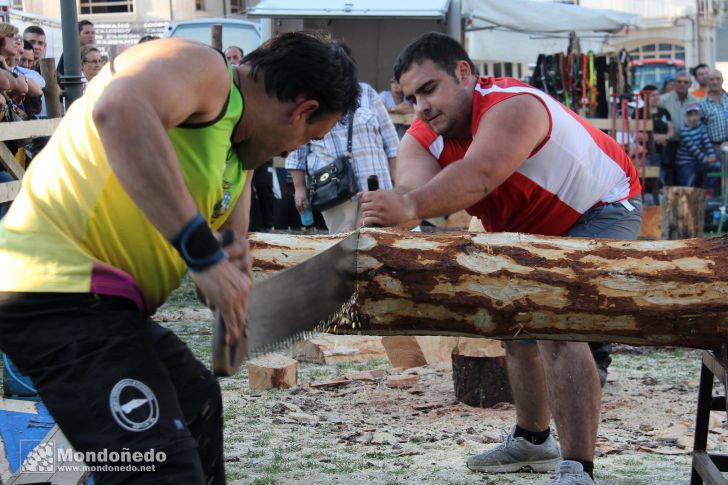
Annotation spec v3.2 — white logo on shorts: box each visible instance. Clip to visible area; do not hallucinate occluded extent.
[109,379,159,432]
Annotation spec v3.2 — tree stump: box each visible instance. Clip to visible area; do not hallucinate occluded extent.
[452,338,512,408]
[662,186,705,239]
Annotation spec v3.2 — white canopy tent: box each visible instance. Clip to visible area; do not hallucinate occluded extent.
[464,0,643,65]
[248,0,452,19]
[464,0,643,34]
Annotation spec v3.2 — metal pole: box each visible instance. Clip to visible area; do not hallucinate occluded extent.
[211,24,223,51]
[60,0,83,107]
[448,0,462,44]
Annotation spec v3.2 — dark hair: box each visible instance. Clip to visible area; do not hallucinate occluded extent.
[23,40,32,51]
[225,45,244,58]
[691,63,709,76]
[394,32,475,82]
[642,84,658,92]
[78,20,94,32]
[23,25,45,37]
[244,31,359,122]
[138,35,159,44]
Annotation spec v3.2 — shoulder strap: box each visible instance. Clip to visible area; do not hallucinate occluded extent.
[346,112,354,155]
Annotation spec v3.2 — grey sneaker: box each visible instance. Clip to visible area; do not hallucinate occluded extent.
[549,460,596,484]
[466,428,561,473]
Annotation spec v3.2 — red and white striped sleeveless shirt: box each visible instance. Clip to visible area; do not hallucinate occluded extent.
[407,76,641,236]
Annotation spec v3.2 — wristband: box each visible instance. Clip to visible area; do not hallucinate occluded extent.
[170,213,225,272]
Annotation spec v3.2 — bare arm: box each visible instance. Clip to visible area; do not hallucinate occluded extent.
[393,133,441,192]
[290,169,308,214]
[21,75,42,97]
[93,40,230,238]
[387,157,396,185]
[665,120,674,141]
[361,95,549,226]
[93,39,251,344]
[406,95,549,219]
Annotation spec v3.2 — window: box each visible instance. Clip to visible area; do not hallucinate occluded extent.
[474,61,529,80]
[230,0,245,14]
[629,43,685,62]
[196,0,204,10]
[79,0,133,14]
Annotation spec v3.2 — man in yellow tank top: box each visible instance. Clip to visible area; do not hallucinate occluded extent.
[0,32,359,484]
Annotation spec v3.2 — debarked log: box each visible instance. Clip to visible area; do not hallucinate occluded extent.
[248,229,728,348]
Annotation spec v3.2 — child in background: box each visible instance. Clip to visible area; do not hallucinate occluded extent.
[675,103,718,188]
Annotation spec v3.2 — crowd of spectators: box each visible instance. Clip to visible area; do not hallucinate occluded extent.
[635,63,728,195]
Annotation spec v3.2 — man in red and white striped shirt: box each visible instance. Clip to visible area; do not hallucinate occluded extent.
[361,33,642,485]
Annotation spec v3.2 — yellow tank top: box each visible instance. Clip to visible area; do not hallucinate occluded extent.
[0,61,247,314]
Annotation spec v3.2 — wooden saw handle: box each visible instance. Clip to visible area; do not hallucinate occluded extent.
[212,229,248,376]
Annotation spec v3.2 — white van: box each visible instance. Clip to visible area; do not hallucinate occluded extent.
[165,18,262,55]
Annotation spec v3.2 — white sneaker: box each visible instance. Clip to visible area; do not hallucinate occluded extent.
[549,460,596,484]
[466,427,561,473]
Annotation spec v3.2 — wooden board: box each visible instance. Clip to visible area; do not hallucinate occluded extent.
[0,119,60,142]
[586,118,654,132]
[0,143,25,179]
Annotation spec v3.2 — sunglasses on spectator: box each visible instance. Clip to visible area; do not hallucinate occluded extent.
[83,59,105,66]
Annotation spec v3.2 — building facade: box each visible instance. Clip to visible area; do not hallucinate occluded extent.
[468,0,726,87]
[16,0,246,22]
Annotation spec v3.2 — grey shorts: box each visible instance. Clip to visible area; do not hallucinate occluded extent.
[513,197,643,345]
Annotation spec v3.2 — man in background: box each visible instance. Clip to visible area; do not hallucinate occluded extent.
[660,70,698,185]
[690,63,710,99]
[22,25,46,69]
[225,45,244,66]
[57,19,95,77]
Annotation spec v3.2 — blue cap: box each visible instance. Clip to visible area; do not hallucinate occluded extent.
[685,102,701,114]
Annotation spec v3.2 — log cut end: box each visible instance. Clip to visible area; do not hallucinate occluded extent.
[246,353,298,391]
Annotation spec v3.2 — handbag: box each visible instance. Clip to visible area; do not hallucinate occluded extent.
[306,114,359,212]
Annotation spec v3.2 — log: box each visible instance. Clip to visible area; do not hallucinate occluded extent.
[381,336,459,368]
[248,230,728,348]
[662,186,705,239]
[386,374,419,388]
[245,353,298,391]
[289,335,386,364]
[639,205,662,240]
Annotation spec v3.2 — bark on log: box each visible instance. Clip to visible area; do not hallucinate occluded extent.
[248,229,728,348]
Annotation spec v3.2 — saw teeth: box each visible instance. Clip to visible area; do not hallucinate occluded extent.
[247,292,364,357]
